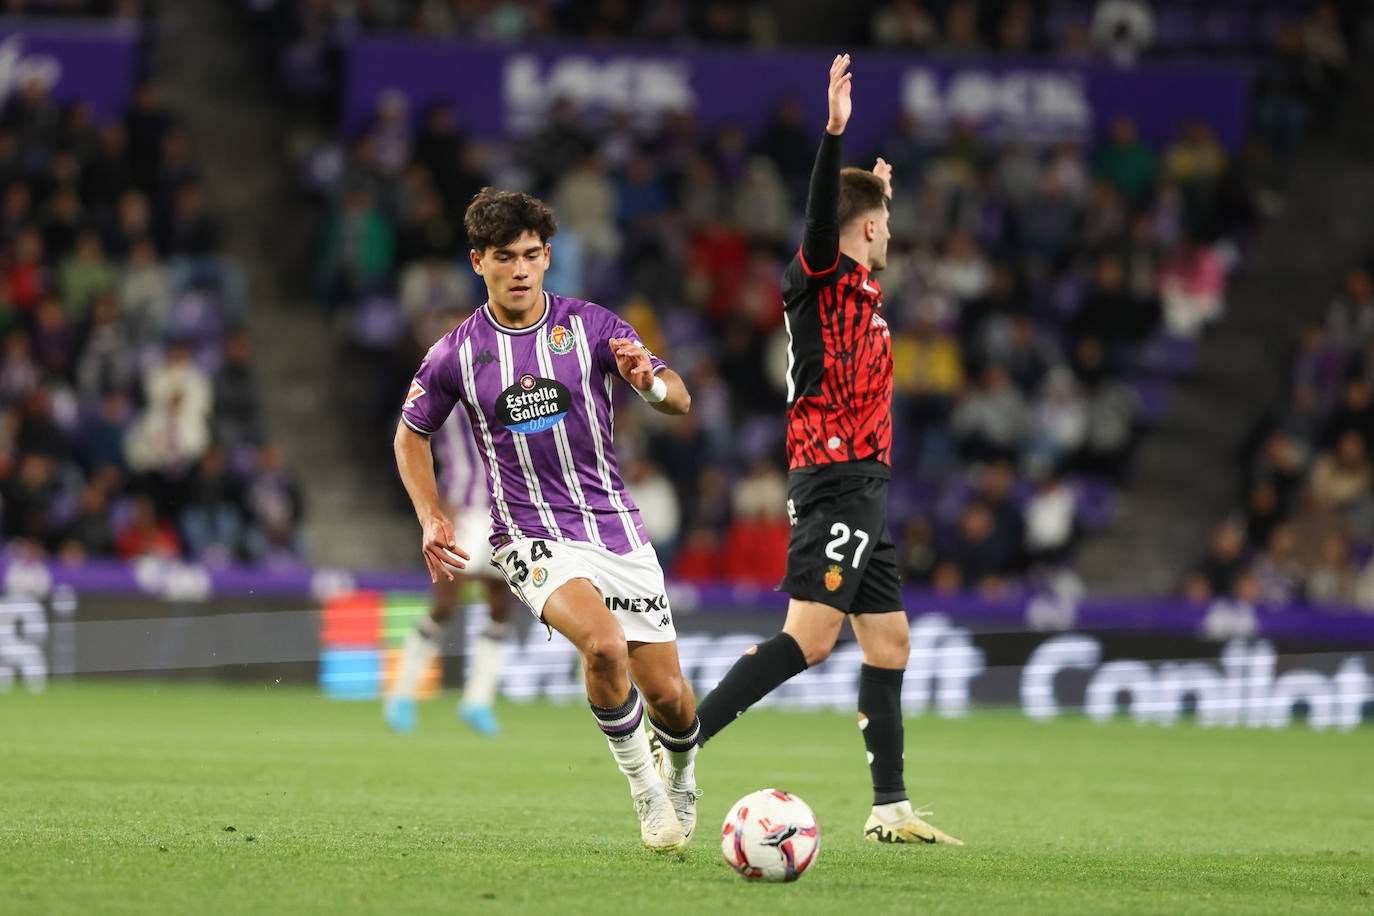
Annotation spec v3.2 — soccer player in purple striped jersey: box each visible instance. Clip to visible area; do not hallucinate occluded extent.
[394,188,700,852]
[385,310,515,738]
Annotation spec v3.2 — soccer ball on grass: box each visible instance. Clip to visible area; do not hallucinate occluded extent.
[720,789,820,882]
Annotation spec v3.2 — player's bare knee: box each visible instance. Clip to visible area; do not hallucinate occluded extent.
[799,638,834,667]
[642,676,683,714]
[581,633,628,673]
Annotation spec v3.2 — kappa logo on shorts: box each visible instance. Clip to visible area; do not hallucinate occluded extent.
[824,564,844,592]
[547,324,576,354]
[531,567,548,587]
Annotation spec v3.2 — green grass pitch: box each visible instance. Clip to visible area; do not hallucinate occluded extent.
[2,683,1371,915]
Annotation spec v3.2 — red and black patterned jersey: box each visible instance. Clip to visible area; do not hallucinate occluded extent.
[781,248,893,472]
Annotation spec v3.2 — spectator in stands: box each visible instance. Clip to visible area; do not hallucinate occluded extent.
[316,184,395,307]
[984,312,1060,396]
[1250,521,1303,605]
[115,493,180,560]
[179,444,247,565]
[1325,266,1374,353]
[624,456,682,565]
[1093,116,1156,208]
[1073,337,1140,482]
[117,235,173,338]
[212,328,265,448]
[59,230,119,319]
[1090,0,1154,67]
[1305,530,1358,605]
[1075,253,1158,366]
[1194,519,1247,599]
[78,390,133,473]
[2,452,64,549]
[934,500,1011,596]
[1026,366,1086,473]
[5,226,47,315]
[893,293,964,430]
[59,479,117,564]
[1302,0,1350,125]
[952,363,1027,463]
[1023,465,1078,571]
[1242,479,1286,552]
[245,442,305,560]
[939,0,983,54]
[1320,378,1374,451]
[898,516,938,586]
[1308,428,1372,511]
[1159,235,1225,339]
[871,0,937,50]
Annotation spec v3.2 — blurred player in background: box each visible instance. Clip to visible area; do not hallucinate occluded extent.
[393,188,701,852]
[385,310,513,737]
[694,54,963,845]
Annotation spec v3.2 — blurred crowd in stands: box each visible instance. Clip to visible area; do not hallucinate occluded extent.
[291,0,1362,595]
[1190,257,1374,611]
[0,76,304,566]
[1,1,149,21]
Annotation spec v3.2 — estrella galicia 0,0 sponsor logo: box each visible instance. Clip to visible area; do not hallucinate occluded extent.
[496,374,572,433]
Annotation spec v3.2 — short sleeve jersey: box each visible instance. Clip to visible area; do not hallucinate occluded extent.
[780,249,894,472]
[401,293,665,554]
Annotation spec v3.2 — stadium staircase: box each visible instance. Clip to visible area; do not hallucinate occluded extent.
[1077,25,1374,595]
[154,0,418,570]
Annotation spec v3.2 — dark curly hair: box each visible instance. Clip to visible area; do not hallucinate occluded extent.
[463,187,559,253]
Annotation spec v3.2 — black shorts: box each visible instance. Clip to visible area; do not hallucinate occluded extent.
[780,463,902,615]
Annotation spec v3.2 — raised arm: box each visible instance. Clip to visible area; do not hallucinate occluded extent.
[801,53,853,274]
[610,337,691,415]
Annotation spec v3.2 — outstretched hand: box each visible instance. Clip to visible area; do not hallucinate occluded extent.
[827,53,852,135]
[873,156,893,199]
[610,337,655,392]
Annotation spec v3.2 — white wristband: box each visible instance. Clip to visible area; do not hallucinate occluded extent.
[637,375,668,403]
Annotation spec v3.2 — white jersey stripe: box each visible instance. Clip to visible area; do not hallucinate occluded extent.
[783,311,797,404]
[570,315,643,550]
[460,338,521,540]
[535,331,607,549]
[497,331,562,537]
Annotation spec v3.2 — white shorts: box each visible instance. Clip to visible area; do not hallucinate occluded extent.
[447,508,498,580]
[492,538,676,644]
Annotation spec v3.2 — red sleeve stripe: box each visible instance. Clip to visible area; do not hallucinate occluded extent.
[798,245,840,277]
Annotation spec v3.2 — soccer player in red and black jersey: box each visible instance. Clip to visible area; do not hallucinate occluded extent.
[695,54,962,846]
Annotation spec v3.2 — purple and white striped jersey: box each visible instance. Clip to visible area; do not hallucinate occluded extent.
[431,405,488,513]
[401,292,667,555]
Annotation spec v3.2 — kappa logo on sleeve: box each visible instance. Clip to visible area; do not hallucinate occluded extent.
[404,380,426,410]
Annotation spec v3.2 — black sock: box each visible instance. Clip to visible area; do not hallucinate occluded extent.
[859,664,907,806]
[589,683,642,740]
[647,714,700,754]
[696,633,808,745]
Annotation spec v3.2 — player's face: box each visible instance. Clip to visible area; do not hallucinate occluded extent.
[869,204,891,272]
[470,230,550,323]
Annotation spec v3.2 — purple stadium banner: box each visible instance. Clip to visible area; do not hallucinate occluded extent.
[344,40,1252,152]
[2,556,1372,647]
[3,558,1370,727]
[0,24,137,121]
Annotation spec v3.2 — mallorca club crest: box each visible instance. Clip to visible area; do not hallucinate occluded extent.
[824,564,844,592]
[547,324,576,355]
